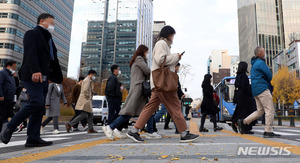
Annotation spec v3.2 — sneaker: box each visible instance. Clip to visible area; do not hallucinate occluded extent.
[214,126,223,132]
[180,131,199,143]
[145,132,162,139]
[126,131,144,143]
[199,128,209,132]
[53,129,60,134]
[237,119,245,134]
[103,126,114,140]
[40,127,45,134]
[263,132,281,138]
[83,126,88,131]
[113,129,126,139]
[17,124,25,132]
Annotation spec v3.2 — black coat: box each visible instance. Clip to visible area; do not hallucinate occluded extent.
[232,73,256,125]
[0,68,16,102]
[19,26,63,83]
[201,84,220,115]
[177,80,184,100]
[105,74,122,99]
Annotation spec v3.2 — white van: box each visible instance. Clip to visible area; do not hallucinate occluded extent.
[92,95,108,125]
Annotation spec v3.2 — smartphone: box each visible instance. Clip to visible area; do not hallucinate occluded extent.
[181,51,185,55]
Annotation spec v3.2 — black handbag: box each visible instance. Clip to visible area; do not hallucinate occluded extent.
[142,81,151,97]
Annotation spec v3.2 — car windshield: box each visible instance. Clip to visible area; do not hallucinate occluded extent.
[92,100,102,108]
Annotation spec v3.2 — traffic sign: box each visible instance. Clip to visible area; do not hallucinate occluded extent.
[293,101,299,109]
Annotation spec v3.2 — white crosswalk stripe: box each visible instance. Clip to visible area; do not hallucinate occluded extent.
[0,137,69,148]
[252,129,298,136]
[278,129,300,133]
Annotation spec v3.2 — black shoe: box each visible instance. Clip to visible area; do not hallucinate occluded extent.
[237,119,245,134]
[180,131,199,143]
[164,127,172,130]
[199,128,209,132]
[126,131,144,143]
[244,131,254,135]
[0,124,14,144]
[263,132,281,138]
[25,139,53,147]
[231,123,238,133]
[214,126,223,132]
[175,130,179,134]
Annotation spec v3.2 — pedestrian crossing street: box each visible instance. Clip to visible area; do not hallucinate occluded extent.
[0,125,103,149]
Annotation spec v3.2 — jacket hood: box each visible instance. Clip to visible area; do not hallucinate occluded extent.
[251,56,265,66]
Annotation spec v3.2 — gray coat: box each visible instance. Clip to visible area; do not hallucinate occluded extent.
[119,56,150,116]
[45,83,67,117]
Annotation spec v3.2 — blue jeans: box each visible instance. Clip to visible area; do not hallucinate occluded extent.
[7,80,48,142]
[146,115,155,133]
[154,104,167,122]
[109,115,131,130]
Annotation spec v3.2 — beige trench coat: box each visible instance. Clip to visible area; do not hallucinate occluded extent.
[75,77,93,113]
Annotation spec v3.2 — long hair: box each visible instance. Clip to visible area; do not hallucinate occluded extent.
[156,25,176,43]
[202,74,212,88]
[129,45,149,68]
[236,61,248,74]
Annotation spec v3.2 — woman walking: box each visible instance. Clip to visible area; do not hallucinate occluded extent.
[41,83,67,134]
[232,62,256,134]
[126,26,199,143]
[199,74,223,132]
[102,45,160,140]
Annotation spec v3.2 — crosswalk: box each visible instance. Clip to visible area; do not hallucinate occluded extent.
[0,125,103,149]
[252,128,300,136]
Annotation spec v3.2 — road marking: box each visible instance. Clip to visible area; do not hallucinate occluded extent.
[0,138,69,148]
[252,129,298,136]
[0,138,112,163]
[221,130,300,155]
[278,129,300,133]
[94,143,261,146]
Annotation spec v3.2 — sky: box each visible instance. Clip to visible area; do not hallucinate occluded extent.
[67,0,239,99]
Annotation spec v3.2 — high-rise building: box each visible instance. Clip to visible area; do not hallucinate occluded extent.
[0,0,75,75]
[153,21,166,48]
[207,50,238,74]
[238,0,300,67]
[80,0,153,88]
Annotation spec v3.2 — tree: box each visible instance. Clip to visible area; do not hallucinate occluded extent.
[122,88,128,103]
[61,77,77,106]
[271,66,300,109]
[178,64,193,89]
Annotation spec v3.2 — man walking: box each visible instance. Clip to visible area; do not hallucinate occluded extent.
[0,60,17,132]
[70,77,87,131]
[105,65,122,125]
[66,70,98,133]
[237,46,280,138]
[0,13,63,147]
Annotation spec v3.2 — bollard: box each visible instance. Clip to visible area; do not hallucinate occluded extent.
[289,109,295,127]
[277,109,282,126]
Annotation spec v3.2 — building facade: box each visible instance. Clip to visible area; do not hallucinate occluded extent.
[212,68,231,85]
[0,0,74,75]
[238,0,300,68]
[80,0,153,88]
[153,21,166,48]
[230,62,239,77]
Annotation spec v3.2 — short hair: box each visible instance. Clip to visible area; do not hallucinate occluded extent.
[254,46,263,56]
[176,62,181,67]
[37,13,54,25]
[110,65,119,73]
[78,76,85,81]
[88,70,97,75]
[159,26,176,39]
[5,60,17,67]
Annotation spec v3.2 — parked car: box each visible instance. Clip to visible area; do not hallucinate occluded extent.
[92,96,108,125]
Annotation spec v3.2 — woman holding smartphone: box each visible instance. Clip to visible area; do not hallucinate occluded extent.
[126,26,199,143]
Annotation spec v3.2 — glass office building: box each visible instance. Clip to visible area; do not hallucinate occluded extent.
[0,0,74,75]
[81,0,153,88]
[238,0,300,67]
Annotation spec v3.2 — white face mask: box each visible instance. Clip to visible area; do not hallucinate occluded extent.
[119,70,121,75]
[23,89,27,92]
[120,86,124,91]
[8,69,15,75]
[47,25,55,33]
[91,76,96,81]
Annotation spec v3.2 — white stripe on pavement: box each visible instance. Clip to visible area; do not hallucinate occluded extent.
[94,143,261,146]
[278,129,300,133]
[252,130,298,136]
[0,137,69,148]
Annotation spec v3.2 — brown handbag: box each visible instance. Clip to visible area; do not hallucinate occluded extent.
[152,56,179,92]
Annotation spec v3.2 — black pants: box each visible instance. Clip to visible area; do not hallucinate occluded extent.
[7,81,48,142]
[70,104,87,128]
[200,113,217,129]
[106,96,121,125]
[0,100,13,132]
[164,113,171,128]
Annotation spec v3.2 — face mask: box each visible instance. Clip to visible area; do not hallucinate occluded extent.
[47,25,55,33]
[120,86,124,91]
[8,69,15,75]
[91,76,96,80]
[119,70,121,75]
[23,89,27,92]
